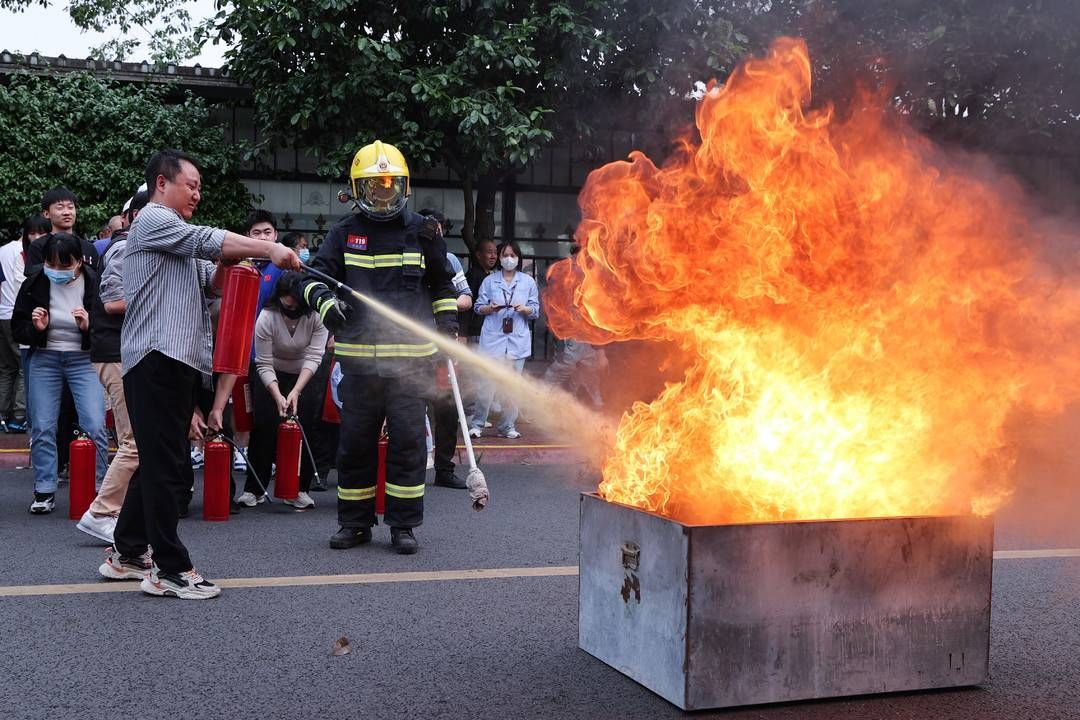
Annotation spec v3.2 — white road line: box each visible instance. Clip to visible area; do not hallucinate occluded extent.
[992,548,1080,559]
[0,550,1076,598]
[0,565,579,598]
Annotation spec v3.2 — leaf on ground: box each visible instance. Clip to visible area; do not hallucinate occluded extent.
[331,636,352,656]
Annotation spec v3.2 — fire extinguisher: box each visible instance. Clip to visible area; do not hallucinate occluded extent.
[213,262,261,375]
[274,417,303,500]
[203,435,232,521]
[68,430,97,521]
[231,377,253,433]
[376,432,388,516]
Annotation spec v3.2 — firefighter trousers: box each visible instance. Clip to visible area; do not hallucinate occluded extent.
[337,373,426,529]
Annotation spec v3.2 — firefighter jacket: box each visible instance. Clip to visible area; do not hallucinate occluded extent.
[298,209,459,377]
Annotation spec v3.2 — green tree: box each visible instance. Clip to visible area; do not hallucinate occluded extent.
[0,70,251,238]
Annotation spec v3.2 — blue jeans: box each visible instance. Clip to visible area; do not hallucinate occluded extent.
[470,357,526,435]
[27,350,108,494]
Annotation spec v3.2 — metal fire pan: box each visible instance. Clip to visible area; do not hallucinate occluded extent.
[578,492,993,710]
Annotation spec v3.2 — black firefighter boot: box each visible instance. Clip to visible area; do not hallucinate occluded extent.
[390,527,418,555]
[330,526,372,549]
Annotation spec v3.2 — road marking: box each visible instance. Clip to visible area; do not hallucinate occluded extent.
[1,549,1076,598]
[0,565,579,598]
[993,548,1080,559]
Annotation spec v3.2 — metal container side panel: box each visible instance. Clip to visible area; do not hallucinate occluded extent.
[578,493,691,709]
[684,515,993,710]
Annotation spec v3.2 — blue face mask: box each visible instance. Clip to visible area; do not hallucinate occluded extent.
[44,267,76,284]
[298,248,310,263]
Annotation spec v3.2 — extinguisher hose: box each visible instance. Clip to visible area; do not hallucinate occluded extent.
[289,415,322,491]
[210,432,273,503]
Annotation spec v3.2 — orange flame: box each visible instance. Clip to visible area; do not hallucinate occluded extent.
[545,38,1080,524]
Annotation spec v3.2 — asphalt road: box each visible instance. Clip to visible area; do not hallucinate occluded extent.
[0,461,1078,720]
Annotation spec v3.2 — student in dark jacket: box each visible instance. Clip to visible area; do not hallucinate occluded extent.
[12,232,109,515]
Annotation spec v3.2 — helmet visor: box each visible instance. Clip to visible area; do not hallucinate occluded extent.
[356,176,408,219]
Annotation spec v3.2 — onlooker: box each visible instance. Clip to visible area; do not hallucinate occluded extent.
[280,232,310,263]
[543,338,608,411]
[0,215,45,433]
[469,240,540,440]
[463,238,497,341]
[420,209,472,489]
[28,187,102,273]
[103,148,299,600]
[12,232,109,514]
[237,273,328,509]
[93,215,125,256]
[78,190,149,543]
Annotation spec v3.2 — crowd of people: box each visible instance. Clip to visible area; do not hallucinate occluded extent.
[1,140,608,600]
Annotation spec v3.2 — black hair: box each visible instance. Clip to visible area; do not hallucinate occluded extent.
[144,149,199,198]
[21,214,51,244]
[41,187,78,210]
[280,232,306,249]
[267,272,310,314]
[42,232,83,267]
[496,239,523,260]
[125,190,150,221]
[245,209,277,233]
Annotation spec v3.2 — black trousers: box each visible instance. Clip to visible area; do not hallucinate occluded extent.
[245,367,319,495]
[114,352,200,573]
[430,387,458,479]
[337,373,426,529]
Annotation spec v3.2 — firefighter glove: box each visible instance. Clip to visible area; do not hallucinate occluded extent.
[419,215,442,241]
[435,315,459,339]
[306,283,351,333]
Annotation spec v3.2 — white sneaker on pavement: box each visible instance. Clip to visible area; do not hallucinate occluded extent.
[76,510,116,544]
[232,448,248,472]
[468,428,482,439]
[284,491,315,509]
[99,546,153,581]
[235,491,266,507]
[141,568,221,599]
[190,447,204,469]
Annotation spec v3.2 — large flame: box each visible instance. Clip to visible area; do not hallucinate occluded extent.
[545,38,1080,525]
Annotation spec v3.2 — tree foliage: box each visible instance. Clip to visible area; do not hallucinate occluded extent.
[0,71,252,238]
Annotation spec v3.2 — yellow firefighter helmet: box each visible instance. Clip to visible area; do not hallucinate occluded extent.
[349,140,410,221]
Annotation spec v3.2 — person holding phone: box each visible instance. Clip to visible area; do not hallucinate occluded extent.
[469,240,540,440]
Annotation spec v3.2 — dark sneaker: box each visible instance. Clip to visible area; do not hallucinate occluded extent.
[330,526,372,549]
[391,527,418,555]
[98,546,153,581]
[29,492,55,514]
[141,569,221,599]
[433,473,467,489]
[6,419,27,434]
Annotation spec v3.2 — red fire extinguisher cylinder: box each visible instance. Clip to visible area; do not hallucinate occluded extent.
[213,263,262,375]
[69,432,97,520]
[376,435,388,515]
[231,377,253,433]
[203,437,231,521]
[274,418,302,500]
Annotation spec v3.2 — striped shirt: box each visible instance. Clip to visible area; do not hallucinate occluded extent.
[120,202,224,376]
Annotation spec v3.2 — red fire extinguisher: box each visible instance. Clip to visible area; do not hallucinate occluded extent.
[213,262,261,375]
[321,364,341,424]
[231,377,253,433]
[376,432,388,515]
[274,417,303,500]
[69,431,96,520]
[203,435,232,521]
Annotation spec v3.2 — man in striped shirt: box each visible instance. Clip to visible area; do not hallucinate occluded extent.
[99,149,300,600]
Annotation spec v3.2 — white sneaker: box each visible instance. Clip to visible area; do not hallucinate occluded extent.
[99,546,153,581]
[190,447,204,469]
[426,451,435,469]
[284,491,315,509]
[235,491,266,507]
[141,568,221,599]
[232,448,248,472]
[468,428,482,439]
[76,510,116,544]
[29,493,55,514]
[499,429,522,439]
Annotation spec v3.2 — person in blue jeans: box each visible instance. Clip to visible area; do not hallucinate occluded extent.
[12,232,108,514]
[470,240,540,440]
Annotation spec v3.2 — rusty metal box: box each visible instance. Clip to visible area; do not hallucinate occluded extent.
[577,492,993,710]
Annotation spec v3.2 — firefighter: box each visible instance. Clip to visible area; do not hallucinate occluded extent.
[296,140,459,554]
